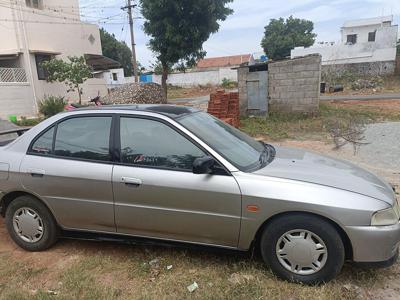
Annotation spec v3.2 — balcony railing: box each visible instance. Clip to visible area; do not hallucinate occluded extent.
[0,68,28,83]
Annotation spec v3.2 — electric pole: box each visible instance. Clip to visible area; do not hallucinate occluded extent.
[122,0,139,83]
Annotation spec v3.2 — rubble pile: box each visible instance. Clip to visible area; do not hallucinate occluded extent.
[351,77,384,91]
[103,83,166,105]
[207,90,240,128]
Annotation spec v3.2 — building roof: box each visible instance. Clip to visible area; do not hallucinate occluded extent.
[84,54,121,71]
[342,15,393,28]
[197,54,252,69]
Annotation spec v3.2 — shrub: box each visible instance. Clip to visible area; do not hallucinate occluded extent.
[39,96,66,118]
[221,78,238,89]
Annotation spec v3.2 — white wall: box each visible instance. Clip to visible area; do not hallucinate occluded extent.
[0,83,36,118]
[100,68,126,87]
[36,78,108,103]
[152,67,237,87]
[0,0,107,116]
[291,22,398,65]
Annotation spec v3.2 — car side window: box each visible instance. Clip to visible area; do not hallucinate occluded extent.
[54,117,112,162]
[31,126,55,155]
[120,117,206,170]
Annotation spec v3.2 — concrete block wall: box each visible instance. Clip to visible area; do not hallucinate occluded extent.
[268,55,321,113]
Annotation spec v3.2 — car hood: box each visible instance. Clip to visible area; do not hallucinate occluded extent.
[253,146,395,205]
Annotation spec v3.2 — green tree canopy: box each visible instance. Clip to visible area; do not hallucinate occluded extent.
[140,0,233,97]
[41,56,92,104]
[261,16,316,60]
[100,28,134,77]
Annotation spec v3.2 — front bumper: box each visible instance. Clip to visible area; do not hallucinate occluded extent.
[346,223,400,263]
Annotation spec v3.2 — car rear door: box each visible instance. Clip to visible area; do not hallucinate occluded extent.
[112,115,242,247]
[20,115,116,232]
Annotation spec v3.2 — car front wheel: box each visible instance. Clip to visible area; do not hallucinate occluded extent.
[260,214,345,285]
[5,195,58,251]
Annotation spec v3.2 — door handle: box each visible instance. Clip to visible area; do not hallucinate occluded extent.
[27,169,45,178]
[121,177,142,187]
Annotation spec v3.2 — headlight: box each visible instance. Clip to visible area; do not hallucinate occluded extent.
[371,208,399,226]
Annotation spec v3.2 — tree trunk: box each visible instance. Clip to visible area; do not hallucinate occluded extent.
[78,86,82,105]
[161,64,168,103]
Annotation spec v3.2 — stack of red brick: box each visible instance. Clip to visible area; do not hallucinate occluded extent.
[207,90,240,128]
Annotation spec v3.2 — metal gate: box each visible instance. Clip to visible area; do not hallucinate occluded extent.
[246,70,268,114]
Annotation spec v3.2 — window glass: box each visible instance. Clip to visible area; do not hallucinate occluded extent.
[54,117,112,161]
[178,112,265,171]
[35,54,51,80]
[31,127,54,155]
[347,34,357,44]
[368,31,376,42]
[26,0,41,9]
[120,118,206,170]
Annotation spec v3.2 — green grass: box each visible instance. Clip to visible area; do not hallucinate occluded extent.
[12,117,43,127]
[240,102,400,141]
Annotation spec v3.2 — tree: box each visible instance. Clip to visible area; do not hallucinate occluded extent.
[151,60,172,75]
[140,0,233,98]
[41,56,92,104]
[100,28,134,77]
[261,16,316,60]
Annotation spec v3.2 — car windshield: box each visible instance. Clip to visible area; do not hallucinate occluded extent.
[178,112,272,171]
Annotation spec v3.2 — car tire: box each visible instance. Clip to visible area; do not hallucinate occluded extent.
[5,196,58,251]
[260,213,345,285]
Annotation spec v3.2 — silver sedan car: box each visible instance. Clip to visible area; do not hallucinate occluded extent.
[0,105,399,284]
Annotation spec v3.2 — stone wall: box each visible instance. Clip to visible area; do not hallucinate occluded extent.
[321,61,396,79]
[268,55,321,113]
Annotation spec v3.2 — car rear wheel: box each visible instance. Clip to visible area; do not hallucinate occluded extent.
[260,214,345,285]
[5,196,58,251]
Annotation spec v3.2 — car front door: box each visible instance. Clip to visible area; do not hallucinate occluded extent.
[20,115,116,232]
[112,116,242,247]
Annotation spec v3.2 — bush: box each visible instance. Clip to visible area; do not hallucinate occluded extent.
[221,78,238,89]
[39,96,66,118]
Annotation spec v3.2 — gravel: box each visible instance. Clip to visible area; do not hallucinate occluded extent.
[345,122,400,171]
[102,83,166,105]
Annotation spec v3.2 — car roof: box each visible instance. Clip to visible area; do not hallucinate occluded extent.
[75,104,201,119]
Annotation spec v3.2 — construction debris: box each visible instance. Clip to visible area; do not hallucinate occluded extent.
[102,83,166,105]
[187,282,199,293]
[207,90,240,128]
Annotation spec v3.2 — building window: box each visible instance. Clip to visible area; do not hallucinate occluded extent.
[35,54,51,80]
[368,31,376,42]
[112,73,118,81]
[26,0,42,9]
[346,34,357,45]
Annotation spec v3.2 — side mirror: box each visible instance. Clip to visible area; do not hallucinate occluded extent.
[193,156,215,174]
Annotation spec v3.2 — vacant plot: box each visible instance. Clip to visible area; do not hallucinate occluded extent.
[240,100,400,141]
[167,85,220,100]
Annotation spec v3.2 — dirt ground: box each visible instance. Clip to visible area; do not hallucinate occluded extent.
[328,99,400,114]
[1,139,399,299]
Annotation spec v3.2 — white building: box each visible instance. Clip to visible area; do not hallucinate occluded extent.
[95,68,127,88]
[0,0,117,119]
[291,16,398,75]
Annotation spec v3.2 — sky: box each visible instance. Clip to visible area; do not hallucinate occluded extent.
[79,0,400,68]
